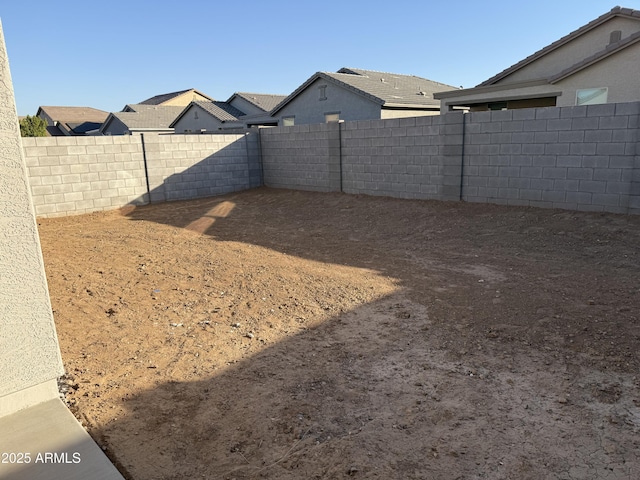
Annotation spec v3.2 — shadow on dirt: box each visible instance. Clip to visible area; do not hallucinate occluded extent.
[83,189,640,479]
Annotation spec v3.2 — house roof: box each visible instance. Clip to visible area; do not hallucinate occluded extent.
[36,106,109,134]
[170,101,246,127]
[137,88,213,105]
[100,105,185,133]
[271,67,457,115]
[226,92,288,113]
[479,6,640,86]
[37,106,109,123]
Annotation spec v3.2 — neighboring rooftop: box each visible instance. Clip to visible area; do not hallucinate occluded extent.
[36,106,109,136]
[100,105,185,133]
[272,67,458,115]
[227,92,288,113]
[137,88,213,106]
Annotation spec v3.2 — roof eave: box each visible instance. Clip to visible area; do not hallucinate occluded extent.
[434,79,550,99]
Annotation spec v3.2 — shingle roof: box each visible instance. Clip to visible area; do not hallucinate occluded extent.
[271,68,458,115]
[37,106,109,124]
[169,101,247,128]
[107,105,185,130]
[228,92,288,112]
[138,88,213,105]
[478,6,640,86]
[195,101,245,121]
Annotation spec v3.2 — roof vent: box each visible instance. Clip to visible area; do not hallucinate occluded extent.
[609,30,622,44]
[380,78,385,83]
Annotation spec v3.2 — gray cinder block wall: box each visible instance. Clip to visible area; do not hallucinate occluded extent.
[22,131,260,217]
[22,135,148,217]
[261,103,640,215]
[340,115,464,201]
[144,132,258,203]
[0,20,65,417]
[462,103,640,213]
[22,103,640,217]
[260,122,342,192]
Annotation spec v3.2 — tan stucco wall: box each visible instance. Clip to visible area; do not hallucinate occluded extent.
[380,108,440,119]
[554,45,640,106]
[161,91,211,107]
[0,21,65,416]
[499,16,640,84]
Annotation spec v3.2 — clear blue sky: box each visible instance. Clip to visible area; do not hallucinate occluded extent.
[2,0,638,116]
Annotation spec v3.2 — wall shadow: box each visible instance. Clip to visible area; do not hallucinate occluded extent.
[78,189,640,479]
[133,133,261,207]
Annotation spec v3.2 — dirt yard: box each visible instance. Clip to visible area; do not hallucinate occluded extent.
[37,188,640,480]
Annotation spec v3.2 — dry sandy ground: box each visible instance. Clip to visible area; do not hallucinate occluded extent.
[37,188,640,480]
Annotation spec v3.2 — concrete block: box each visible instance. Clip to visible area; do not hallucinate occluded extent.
[530,178,554,190]
[553,179,579,191]
[579,180,606,193]
[596,143,626,155]
[609,156,635,168]
[542,190,566,202]
[498,187,519,199]
[522,119,548,132]
[566,191,593,204]
[522,144,545,155]
[519,189,542,201]
[534,131,559,143]
[509,177,531,189]
[542,167,567,179]
[605,181,630,194]
[591,193,620,207]
[52,184,74,194]
[593,168,622,181]
[557,156,583,168]
[558,130,585,143]
[572,117,599,130]
[567,168,593,180]
[586,103,615,117]
[520,166,543,178]
[546,118,572,130]
[615,102,640,115]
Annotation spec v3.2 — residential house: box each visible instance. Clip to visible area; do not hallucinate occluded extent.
[136,88,213,107]
[170,101,246,133]
[99,104,185,135]
[99,88,214,135]
[227,92,286,127]
[36,106,109,136]
[270,67,458,126]
[434,6,640,112]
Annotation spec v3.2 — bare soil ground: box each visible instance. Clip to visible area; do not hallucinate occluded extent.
[37,188,640,480]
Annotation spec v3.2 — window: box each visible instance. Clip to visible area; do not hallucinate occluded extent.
[282,116,295,127]
[318,85,327,101]
[325,112,340,123]
[576,87,608,106]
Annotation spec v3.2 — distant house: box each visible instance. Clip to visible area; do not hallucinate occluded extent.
[270,67,458,126]
[170,101,246,133]
[36,106,109,136]
[227,92,286,127]
[136,88,213,107]
[99,105,185,135]
[435,6,640,112]
[99,89,215,135]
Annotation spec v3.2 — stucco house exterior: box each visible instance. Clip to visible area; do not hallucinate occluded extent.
[227,92,286,127]
[270,67,458,126]
[435,6,640,112]
[170,101,246,132]
[36,106,109,136]
[137,88,213,107]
